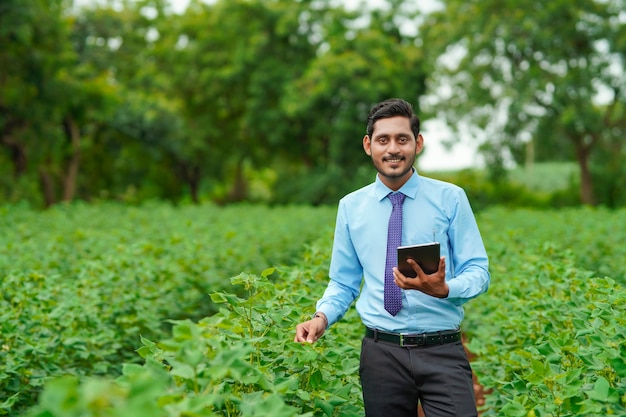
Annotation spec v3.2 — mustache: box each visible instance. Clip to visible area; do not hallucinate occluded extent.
[383,155,405,161]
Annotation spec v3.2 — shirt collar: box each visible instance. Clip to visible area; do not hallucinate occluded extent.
[374,169,420,201]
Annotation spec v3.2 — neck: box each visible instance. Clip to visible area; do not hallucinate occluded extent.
[378,168,414,191]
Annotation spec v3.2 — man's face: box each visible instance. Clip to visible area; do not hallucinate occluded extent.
[363,116,423,190]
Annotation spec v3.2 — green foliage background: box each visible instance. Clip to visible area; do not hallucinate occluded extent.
[1,0,624,207]
[2,0,626,414]
[1,202,625,416]
[0,202,336,414]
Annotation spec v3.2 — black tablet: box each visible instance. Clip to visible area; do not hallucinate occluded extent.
[397,242,440,277]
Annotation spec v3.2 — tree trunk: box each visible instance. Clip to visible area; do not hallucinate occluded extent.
[187,165,201,204]
[227,159,248,202]
[175,162,202,204]
[38,166,56,208]
[1,125,28,178]
[62,116,81,202]
[574,141,595,205]
[525,139,534,175]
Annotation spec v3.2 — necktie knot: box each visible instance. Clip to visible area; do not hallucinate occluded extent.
[389,192,405,207]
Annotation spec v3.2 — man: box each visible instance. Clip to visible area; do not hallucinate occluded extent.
[294,98,490,417]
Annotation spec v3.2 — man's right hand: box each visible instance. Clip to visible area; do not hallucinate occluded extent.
[294,313,327,343]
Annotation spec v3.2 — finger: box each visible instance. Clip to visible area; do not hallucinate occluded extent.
[393,269,403,286]
[294,325,308,342]
[295,330,309,342]
[407,258,424,276]
[407,258,419,268]
[394,267,416,289]
[306,328,315,343]
[393,267,409,285]
[306,327,320,343]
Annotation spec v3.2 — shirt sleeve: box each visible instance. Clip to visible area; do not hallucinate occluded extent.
[445,188,490,305]
[316,200,362,326]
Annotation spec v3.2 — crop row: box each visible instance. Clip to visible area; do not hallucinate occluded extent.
[2,204,625,416]
[0,202,337,415]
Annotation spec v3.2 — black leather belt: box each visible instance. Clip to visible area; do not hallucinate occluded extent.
[365,327,462,347]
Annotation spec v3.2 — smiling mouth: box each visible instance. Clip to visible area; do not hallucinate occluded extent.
[384,157,404,163]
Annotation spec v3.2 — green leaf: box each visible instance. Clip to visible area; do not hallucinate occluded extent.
[314,397,335,417]
[240,393,299,417]
[261,267,276,278]
[530,359,546,377]
[0,393,20,411]
[587,377,610,402]
[309,369,324,389]
[501,400,527,417]
[168,362,195,380]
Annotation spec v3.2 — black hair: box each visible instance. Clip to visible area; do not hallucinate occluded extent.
[366,98,420,138]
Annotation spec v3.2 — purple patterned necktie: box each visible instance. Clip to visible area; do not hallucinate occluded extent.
[384,192,405,316]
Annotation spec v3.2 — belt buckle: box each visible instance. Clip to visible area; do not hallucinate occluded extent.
[399,333,425,347]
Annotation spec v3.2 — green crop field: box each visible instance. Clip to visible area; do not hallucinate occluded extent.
[1,203,625,416]
[507,162,579,193]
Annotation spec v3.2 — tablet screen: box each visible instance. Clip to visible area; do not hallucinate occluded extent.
[397,242,440,277]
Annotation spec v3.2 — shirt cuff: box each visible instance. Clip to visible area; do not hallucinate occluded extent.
[314,305,336,327]
[446,279,464,300]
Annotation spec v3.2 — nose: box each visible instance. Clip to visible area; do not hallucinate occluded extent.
[387,139,400,153]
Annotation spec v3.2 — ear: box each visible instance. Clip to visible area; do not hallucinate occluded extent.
[415,134,424,155]
[363,135,372,156]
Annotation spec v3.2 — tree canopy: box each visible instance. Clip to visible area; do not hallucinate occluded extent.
[423,0,626,204]
[1,0,624,207]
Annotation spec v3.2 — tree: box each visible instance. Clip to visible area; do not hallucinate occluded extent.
[152,0,429,204]
[151,0,330,203]
[0,0,118,207]
[423,0,626,204]
[70,1,192,202]
[0,0,64,198]
[278,0,428,203]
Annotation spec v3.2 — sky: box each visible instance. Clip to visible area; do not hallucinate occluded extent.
[419,121,480,172]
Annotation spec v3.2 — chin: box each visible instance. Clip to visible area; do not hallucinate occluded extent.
[385,165,412,177]
[372,158,415,179]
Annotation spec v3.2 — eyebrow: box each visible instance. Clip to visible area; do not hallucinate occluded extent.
[374,132,412,139]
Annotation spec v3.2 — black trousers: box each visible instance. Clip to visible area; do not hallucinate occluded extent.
[359,336,477,417]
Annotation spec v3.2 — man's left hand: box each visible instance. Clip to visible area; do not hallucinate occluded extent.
[393,256,449,298]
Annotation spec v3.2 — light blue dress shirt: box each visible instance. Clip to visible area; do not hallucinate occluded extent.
[316,171,490,334]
